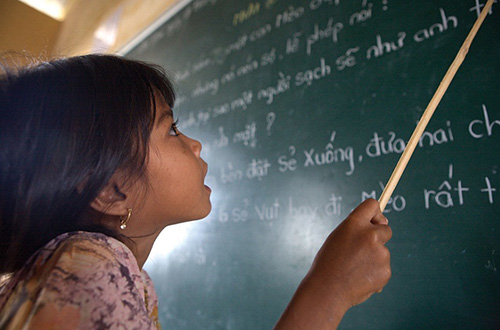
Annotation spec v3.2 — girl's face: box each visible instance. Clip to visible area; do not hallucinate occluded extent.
[126,96,212,234]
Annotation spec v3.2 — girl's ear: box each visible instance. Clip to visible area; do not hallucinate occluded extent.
[90,181,129,216]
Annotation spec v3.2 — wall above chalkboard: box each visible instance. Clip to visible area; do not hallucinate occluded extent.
[127,0,500,328]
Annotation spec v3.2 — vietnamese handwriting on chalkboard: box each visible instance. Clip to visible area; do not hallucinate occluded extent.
[468,104,500,138]
[202,102,499,218]
[212,162,499,222]
[133,0,497,61]
[171,1,482,120]
[173,2,462,99]
[208,103,497,182]
[150,0,500,219]
[188,100,496,152]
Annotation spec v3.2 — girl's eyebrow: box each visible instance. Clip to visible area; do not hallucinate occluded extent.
[157,108,174,126]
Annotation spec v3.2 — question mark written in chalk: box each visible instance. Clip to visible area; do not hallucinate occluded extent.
[382,0,388,11]
[266,112,276,135]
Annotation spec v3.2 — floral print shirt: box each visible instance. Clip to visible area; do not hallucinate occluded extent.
[0,231,160,329]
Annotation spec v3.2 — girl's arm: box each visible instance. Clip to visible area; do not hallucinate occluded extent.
[274,199,392,329]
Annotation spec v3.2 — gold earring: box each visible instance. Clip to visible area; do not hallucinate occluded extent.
[119,208,132,230]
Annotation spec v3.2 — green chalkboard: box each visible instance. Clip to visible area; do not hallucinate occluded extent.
[125,0,500,328]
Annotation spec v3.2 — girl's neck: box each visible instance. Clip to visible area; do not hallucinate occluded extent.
[125,230,161,270]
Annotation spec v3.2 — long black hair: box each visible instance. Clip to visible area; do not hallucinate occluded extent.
[0,54,175,273]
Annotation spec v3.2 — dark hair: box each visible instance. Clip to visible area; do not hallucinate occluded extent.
[0,54,175,273]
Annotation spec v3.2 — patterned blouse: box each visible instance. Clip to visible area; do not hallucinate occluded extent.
[0,231,160,329]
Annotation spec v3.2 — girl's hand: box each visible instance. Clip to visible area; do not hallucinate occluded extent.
[275,199,392,329]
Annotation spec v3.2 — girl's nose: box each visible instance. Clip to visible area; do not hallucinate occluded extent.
[184,135,202,157]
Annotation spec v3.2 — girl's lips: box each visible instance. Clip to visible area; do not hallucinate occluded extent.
[204,185,211,193]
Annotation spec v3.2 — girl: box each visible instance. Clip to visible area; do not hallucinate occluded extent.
[0,54,391,329]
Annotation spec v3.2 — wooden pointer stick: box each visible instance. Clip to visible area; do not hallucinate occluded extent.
[378,0,495,211]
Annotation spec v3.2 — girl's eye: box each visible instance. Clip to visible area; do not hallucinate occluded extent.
[169,120,181,136]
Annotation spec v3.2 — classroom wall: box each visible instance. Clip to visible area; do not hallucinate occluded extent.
[0,0,183,58]
[0,0,60,56]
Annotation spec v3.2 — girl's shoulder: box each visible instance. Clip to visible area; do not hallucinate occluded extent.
[7,231,143,286]
[0,231,158,329]
[41,231,139,271]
